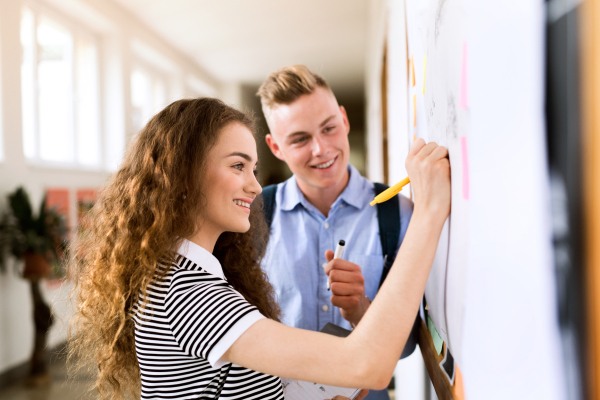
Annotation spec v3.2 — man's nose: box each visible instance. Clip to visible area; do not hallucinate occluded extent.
[311,135,326,156]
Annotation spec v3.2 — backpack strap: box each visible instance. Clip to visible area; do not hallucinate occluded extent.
[261,184,278,228]
[374,182,418,359]
[373,182,401,289]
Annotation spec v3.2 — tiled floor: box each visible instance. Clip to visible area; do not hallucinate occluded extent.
[0,352,95,400]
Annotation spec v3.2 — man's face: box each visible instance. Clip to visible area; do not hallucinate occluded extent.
[265,87,350,190]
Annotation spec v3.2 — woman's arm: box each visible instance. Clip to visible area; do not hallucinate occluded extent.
[224,139,450,390]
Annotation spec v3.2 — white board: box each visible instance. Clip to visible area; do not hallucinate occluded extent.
[404,0,566,398]
[405,0,469,358]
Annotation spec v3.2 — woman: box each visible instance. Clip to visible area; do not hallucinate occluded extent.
[69,98,450,400]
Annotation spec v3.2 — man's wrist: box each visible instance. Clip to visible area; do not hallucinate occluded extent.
[350,296,371,328]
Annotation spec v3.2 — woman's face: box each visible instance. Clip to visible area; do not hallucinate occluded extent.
[199,122,262,237]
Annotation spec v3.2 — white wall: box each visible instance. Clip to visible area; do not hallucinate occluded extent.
[364,1,426,399]
[0,0,228,375]
[364,0,387,183]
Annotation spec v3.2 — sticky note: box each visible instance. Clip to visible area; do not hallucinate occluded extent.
[427,315,443,355]
[460,42,469,109]
[413,95,417,127]
[461,136,470,200]
[411,55,416,87]
[423,55,427,94]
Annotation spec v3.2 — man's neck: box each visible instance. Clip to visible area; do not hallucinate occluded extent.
[296,168,350,218]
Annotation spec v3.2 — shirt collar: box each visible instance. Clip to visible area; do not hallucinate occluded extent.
[280,164,368,212]
[336,164,368,210]
[176,239,226,280]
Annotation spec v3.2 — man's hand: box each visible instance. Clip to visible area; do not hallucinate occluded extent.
[324,250,371,327]
[326,389,369,400]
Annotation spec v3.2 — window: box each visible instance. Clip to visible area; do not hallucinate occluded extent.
[131,65,167,134]
[21,7,101,168]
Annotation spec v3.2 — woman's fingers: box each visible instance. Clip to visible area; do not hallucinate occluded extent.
[430,144,448,161]
[405,139,451,219]
[408,138,426,155]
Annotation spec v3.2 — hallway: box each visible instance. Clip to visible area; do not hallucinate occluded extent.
[0,350,94,400]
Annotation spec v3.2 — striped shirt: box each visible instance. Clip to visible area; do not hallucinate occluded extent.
[133,239,284,399]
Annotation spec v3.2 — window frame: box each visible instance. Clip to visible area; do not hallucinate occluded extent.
[130,58,171,134]
[21,0,103,171]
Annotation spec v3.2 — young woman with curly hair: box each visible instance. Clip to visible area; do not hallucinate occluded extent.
[69,97,450,400]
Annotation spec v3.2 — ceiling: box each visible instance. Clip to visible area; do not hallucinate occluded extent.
[113,0,368,95]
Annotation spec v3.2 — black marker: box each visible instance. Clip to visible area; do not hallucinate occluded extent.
[327,240,346,291]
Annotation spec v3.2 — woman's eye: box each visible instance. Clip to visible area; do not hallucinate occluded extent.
[233,163,244,171]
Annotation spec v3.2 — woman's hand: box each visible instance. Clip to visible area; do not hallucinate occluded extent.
[405,138,451,222]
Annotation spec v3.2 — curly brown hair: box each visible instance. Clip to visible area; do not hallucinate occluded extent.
[68,98,280,400]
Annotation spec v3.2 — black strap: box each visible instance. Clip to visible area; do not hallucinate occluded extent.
[373,183,401,289]
[374,183,418,359]
[261,184,278,228]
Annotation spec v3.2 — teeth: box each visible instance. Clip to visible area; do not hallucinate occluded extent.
[314,159,335,169]
[234,199,250,208]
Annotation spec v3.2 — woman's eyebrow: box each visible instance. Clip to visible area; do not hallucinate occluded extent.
[226,152,253,161]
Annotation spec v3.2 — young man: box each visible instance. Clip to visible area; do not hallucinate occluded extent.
[257,65,414,400]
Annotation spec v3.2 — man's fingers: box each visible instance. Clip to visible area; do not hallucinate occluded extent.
[330,281,364,296]
[324,259,362,275]
[324,250,334,263]
[331,294,361,309]
[328,270,364,285]
[355,389,370,400]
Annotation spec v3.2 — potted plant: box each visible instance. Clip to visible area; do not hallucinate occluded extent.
[0,187,67,386]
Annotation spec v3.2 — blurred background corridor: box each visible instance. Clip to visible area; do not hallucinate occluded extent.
[0,0,428,399]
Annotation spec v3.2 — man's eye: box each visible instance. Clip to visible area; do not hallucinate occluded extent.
[324,126,335,133]
[294,136,308,144]
[253,169,258,177]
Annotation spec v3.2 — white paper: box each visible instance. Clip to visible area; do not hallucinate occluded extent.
[405,3,565,399]
[406,0,469,352]
[281,379,360,400]
[445,138,470,365]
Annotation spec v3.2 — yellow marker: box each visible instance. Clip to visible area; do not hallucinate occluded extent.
[423,55,427,94]
[370,177,411,206]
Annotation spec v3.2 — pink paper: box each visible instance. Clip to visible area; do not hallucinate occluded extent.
[461,136,470,200]
[460,42,469,109]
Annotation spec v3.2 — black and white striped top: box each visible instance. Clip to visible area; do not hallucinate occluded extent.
[133,239,284,399]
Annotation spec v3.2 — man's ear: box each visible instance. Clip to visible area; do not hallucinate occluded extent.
[265,134,286,161]
[340,105,350,135]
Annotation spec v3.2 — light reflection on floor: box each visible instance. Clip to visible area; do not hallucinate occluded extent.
[0,351,95,400]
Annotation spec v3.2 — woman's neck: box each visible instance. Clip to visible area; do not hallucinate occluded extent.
[188,225,221,253]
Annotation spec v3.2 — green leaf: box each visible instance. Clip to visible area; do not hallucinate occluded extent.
[8,188,34,232]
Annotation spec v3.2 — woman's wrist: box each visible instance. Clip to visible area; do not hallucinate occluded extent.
[411,206,448,231]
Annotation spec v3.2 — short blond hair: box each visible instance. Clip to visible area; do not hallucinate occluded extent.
[257,65,331,114]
